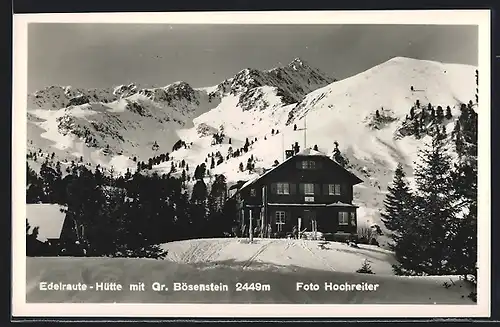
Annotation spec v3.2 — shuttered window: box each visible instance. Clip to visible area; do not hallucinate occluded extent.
[276,183,289,195]
[303,183,314,195]
[302,160,315,169]
[328,184,342,195]
[338,212,349,225]
[298,160,323,169]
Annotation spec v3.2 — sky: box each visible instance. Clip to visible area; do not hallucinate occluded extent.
[27,24,478,93]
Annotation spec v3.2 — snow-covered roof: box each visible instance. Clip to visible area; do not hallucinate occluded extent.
[233,147,363,195]
[294,148,325,156]
[326,202,359,208]
[234,150,298,194]
[26,204,67,242]
[268,202,358,208]
[239,175,261,191]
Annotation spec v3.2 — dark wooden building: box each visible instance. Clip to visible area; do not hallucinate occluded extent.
[232,146,363,238]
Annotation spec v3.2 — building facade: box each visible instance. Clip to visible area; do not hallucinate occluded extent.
[233,147,363,239]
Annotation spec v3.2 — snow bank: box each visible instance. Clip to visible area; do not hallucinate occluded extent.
[26,254,475,304]
[163,238,398,275]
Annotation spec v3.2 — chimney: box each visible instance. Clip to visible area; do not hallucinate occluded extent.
[285,149,294,159]
[294,142,300,154]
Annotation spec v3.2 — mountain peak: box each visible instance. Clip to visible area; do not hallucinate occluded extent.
[386,56,421,64]
[288,57,309,69]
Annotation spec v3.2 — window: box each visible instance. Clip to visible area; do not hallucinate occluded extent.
[338,212,349,225]
[301,160,316,169]
[303,183,315,195]
[277,183,290,195]
[328,184,342,195]
[276,211,286,232]
[250,188,256,197]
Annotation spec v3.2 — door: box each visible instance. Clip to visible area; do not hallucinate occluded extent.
[303,210,317,232]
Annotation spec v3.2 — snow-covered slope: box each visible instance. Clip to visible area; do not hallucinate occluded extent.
[27,81,221,172]
[162,57,477,238]
[162,238,398,275]
[26,58,334,175]
[26,57,477,239]
[25,238,475,304]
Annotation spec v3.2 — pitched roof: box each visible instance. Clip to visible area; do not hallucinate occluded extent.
[268,202,359,208]
[26,204,67,242]
[235,147,363,194]
[294,148,325,156]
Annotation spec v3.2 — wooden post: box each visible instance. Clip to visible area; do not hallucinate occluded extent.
[298,217,302,239]
[262,185,267,238]
[249,208,253,243]
[313,219,317,240]
[260,207,265,238]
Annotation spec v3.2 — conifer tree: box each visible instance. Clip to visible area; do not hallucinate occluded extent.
[244,138,250,152]
[411,127,458,275]
[125,168,132,180]
[39,160,58,203]
[380,163,413,238]
[26,219,45,256]
[445,106,453,119]
[207,174,228,236]
[191,179,209,236]
[332,142,349,168]
[196,163,206,179]
[436,106,444,122]
[413,119,420,138]
[449,104,478,278]
[26,163,43,203]
[246,158,253,171]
